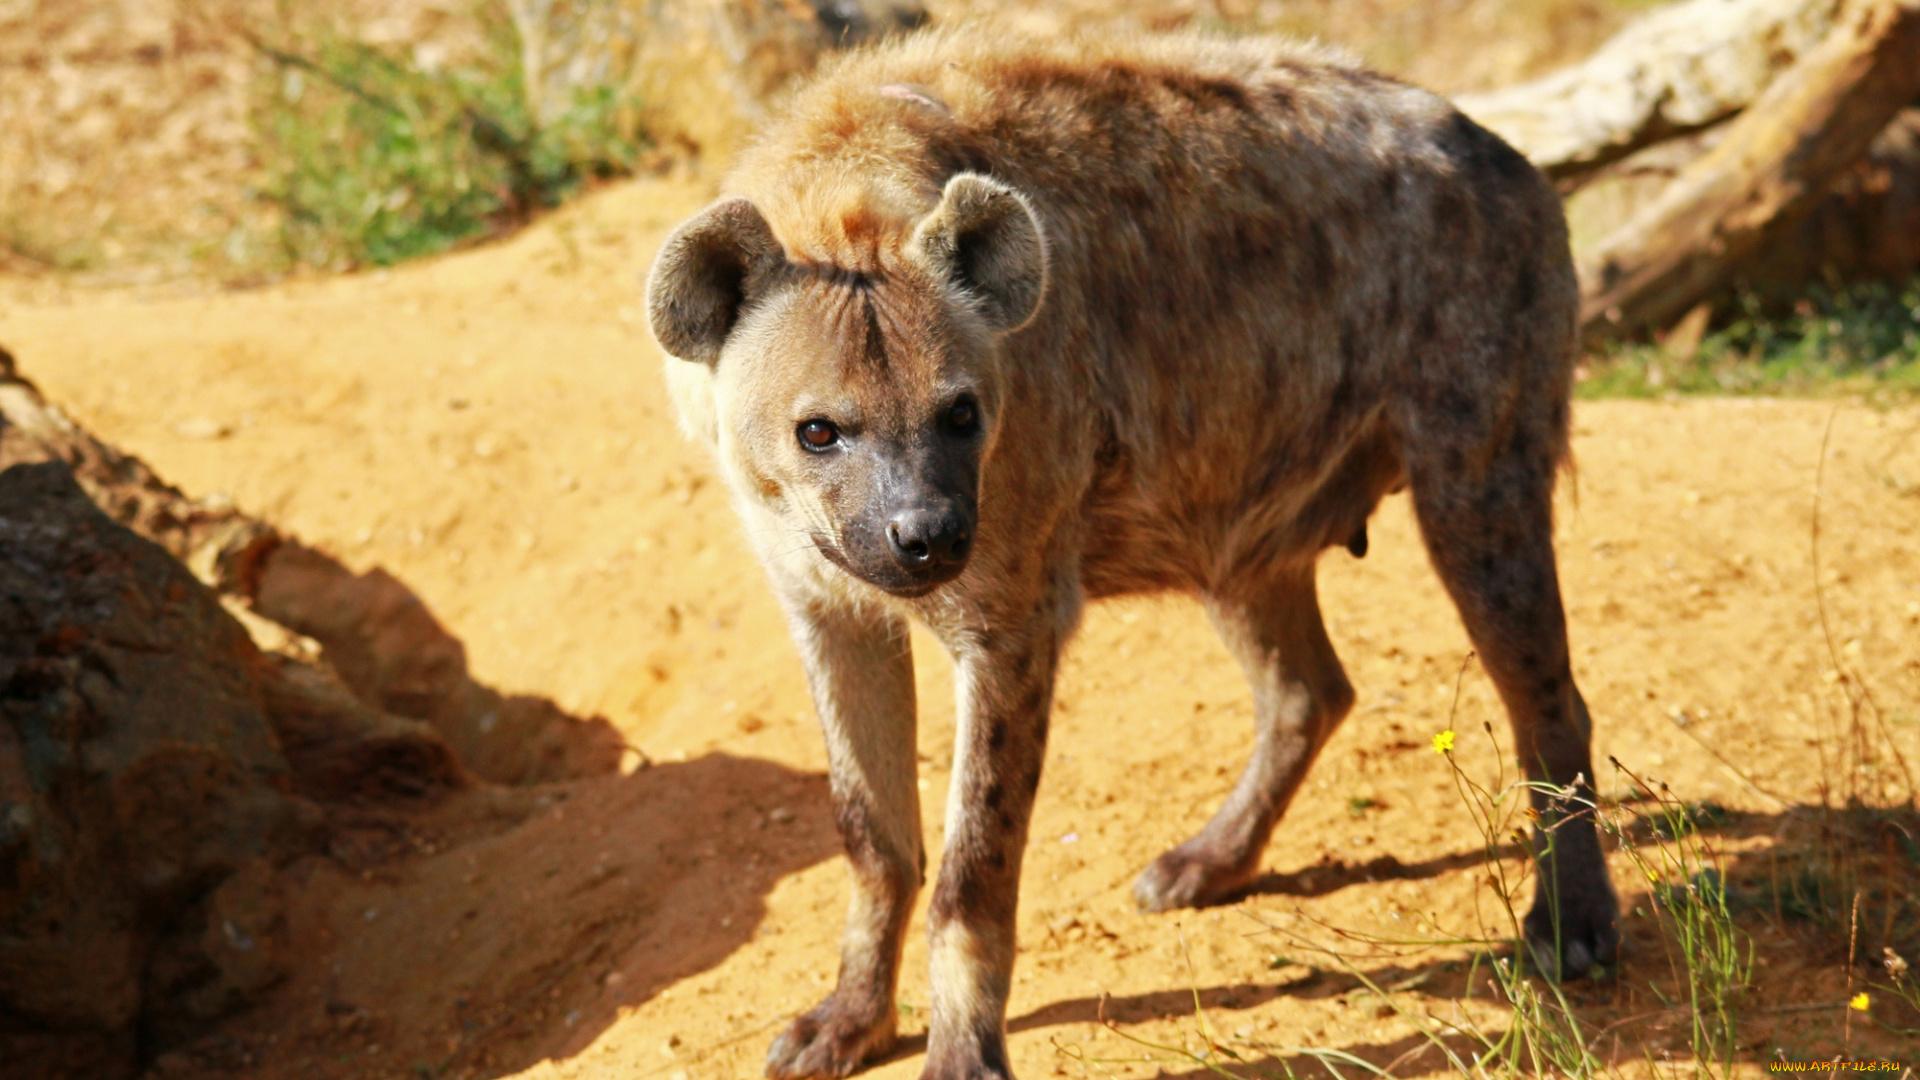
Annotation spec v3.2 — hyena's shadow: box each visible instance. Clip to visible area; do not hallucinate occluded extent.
[1150,1033,1470,1080]
[1237,844,1527,900]
[864,843,1529,1071]
[868,953,1495,1072]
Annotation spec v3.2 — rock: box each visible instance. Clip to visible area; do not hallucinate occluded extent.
[0,346,278,586]
[0,358,624,788]
[0,462,466,1077]
[173,417,232,440]
[0,463,306,1026]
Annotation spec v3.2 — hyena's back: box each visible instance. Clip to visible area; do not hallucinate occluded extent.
[730,29,1579,594]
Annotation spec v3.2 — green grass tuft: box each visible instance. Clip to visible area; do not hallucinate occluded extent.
[247,3,644,272]
[1578,276,1920,402]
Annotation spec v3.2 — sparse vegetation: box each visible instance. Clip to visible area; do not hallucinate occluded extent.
[1052,637,1917,1078]
[1769,412,1920,971]
[0,211,105,274]
[1604,767,1753,1077]
[246,3,644,271]
[1578,276,1920,402]
[1052,723,1622,1079]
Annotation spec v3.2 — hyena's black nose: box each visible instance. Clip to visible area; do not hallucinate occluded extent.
[886,507,972,570]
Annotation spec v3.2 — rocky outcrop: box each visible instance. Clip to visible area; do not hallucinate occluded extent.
[0,438,468,1075]
[0,342,639,1076]
[0,351,626,786]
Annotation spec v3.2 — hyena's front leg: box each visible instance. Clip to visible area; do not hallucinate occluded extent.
[923,612,1067,1080]
[767,597,923,1080]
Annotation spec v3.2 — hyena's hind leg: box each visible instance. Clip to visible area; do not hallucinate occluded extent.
[1403,416,1620,980]
[1133,564,1356,911]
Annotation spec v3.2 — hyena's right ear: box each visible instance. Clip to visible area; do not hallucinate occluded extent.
[910,173,1049,333]
[646,198,784,365]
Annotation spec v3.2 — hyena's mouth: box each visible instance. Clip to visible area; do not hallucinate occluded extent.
[812,535,965,599]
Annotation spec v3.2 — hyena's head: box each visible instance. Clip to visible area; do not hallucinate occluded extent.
[646,173,1048,598]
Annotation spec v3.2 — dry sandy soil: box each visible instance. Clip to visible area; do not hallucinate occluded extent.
[2,175,1918,1078]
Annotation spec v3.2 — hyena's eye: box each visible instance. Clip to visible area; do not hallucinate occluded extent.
[945,396,979,434]
[797,418,840,451]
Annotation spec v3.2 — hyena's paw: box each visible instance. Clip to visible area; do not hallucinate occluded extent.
[920,1034,1014,1080]
[1131,842,1256,912]
[1522,875,1621,981]
[765,991,897,1080]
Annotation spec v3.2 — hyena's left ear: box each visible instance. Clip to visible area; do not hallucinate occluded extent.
[910,173,1049,332]
[647,197,784,365]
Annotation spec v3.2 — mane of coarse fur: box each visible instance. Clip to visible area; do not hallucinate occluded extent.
[721,25,1366,274]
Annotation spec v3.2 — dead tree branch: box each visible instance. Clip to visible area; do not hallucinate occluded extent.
[1575,0,1920,338]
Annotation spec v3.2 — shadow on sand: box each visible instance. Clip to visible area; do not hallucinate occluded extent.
[203,749,841,1080]
[871,804,1918,1078]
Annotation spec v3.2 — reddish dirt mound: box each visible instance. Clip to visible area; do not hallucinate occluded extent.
[2,176,1916,1077]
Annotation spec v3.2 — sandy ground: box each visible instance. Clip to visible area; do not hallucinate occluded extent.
[2,176,1918,1078]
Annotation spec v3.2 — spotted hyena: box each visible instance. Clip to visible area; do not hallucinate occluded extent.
[647,26,1617,1080]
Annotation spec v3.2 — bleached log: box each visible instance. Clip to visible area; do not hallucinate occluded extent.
[1456,0,1845,188]
[1575,0,1920,337]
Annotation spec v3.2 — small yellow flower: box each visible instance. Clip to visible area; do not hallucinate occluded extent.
[1432,730,1456,754]
[1850,991,1871,1012]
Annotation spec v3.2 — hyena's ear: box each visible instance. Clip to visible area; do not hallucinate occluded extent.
[646,198,784,365]
[910,173,1048,332]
